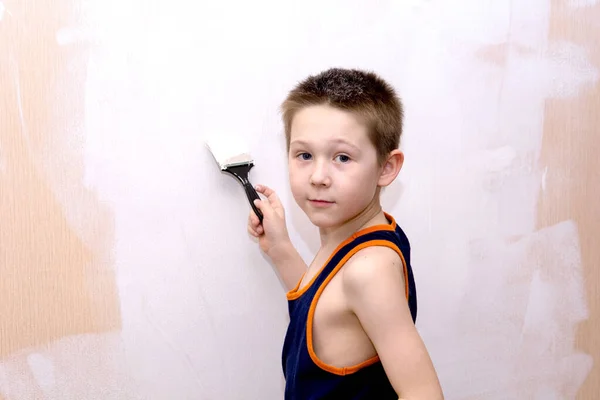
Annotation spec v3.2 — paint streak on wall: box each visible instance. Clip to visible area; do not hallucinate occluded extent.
[539,1,600,399]
[387,0,595,398]
[0,0,120,371]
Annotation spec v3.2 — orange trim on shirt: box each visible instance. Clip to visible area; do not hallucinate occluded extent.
[306,239,409,376]
[286,213,397,300]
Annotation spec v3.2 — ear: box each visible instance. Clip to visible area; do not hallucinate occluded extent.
[377,149,404,187]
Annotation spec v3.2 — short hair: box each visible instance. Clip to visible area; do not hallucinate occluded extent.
[281,68,404,165]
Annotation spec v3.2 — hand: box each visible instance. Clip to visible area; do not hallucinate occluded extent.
[247,185,291,258]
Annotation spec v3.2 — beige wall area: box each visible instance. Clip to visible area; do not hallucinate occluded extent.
[0,0,598,399]
[0,0,121,366]
[1,0,123,396]
[540,2,600,398]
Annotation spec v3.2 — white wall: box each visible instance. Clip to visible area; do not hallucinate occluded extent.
[0,0,596,399]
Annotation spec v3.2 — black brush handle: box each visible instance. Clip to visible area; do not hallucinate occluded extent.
[223,164,264,223]
[243,181,264,224]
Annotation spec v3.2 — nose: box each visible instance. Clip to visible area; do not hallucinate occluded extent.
[309,159,331,187]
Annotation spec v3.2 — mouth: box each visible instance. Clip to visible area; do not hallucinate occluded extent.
[309,199,334,207]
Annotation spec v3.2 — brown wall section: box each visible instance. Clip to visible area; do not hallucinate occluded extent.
[540,2,600,399]
[0,0,120,358]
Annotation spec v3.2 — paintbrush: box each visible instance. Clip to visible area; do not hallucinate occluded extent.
[206,139,264,223]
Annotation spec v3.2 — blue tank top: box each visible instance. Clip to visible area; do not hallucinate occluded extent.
[281,212,417,400]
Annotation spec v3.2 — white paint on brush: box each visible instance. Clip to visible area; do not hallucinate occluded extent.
[205,138,253,170]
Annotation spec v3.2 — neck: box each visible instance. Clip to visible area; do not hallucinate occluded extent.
[318,193,388,250]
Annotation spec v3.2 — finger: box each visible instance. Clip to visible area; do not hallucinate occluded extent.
[249,223,263,236]
[255,185,283,209]
[250,222,263,235]
[253,198,274,219]
[249,212,260,227]
[256,185,278,203]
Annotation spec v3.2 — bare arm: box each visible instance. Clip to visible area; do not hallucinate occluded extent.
[267,240,308,291]
[248,184,307,291]
[343,246,444,400]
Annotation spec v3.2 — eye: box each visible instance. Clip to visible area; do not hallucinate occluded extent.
[297,152,312,161]
[335,154,351,163]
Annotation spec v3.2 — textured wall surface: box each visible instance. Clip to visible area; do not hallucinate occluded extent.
[0,0,597,399]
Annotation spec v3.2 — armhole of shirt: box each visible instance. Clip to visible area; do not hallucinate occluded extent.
[305,239,409,376]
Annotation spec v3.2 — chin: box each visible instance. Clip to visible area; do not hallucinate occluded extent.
[308,217,332,228]
[302,208,328,225]
[304,210,343,229]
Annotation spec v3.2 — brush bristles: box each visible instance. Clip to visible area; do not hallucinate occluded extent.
[219,153,254,169]
[205,139,254,169]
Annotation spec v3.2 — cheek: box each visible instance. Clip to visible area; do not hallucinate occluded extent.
[288,168,303,195]
[342,168,378,195]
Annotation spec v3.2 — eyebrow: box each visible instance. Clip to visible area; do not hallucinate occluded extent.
[290,138,361,152]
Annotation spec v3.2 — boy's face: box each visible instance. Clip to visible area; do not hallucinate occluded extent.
[288,104,385,229]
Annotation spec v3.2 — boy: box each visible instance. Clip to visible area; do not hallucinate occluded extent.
[247,68,443,399]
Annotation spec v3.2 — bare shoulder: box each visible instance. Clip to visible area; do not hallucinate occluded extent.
[341,246,444,399]
[341,244,409,326]
[342,245,405,297]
